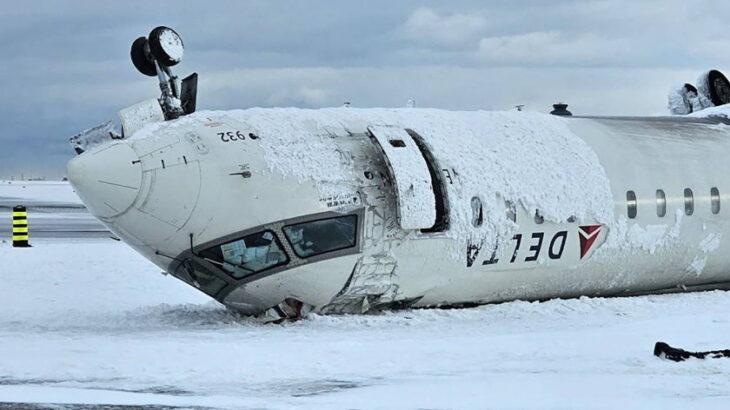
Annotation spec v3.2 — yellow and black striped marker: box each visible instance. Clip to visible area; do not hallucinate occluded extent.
[12,205,30,247]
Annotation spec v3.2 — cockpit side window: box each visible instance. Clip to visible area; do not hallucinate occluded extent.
[283,215,358,258]
[199,230,289,279]
[179,260,228,296]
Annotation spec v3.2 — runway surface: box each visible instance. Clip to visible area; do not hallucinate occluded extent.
[0,196,110,239]
[2,241,730,410]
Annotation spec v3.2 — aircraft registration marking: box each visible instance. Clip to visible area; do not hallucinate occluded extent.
[218,130,259,142]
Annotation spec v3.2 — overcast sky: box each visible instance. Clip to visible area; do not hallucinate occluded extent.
[2,0,729,178]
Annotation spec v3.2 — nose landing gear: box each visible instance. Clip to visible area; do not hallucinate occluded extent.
[129,26,197,120]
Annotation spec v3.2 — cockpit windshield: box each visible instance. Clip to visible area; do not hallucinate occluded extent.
[199,230,289,279]
[283,215,358,258]
[180,260,228,296]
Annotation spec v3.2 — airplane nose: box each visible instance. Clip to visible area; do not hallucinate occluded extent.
[67,143,142,218]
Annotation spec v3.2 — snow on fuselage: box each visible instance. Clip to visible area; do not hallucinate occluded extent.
[66,108,730,315]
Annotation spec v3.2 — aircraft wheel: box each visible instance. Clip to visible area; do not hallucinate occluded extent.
[130,37,157,77]
[708,70,730,106]
[148,26,184,67]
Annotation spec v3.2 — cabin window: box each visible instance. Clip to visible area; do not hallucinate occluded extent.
[711,187,721,215]
[684,188,694,216]
[283,215,358,258]
[626,191,637,219]
[199,230,289,279]
[389,139,406,148]
[656,189,666,217]
[471,196,483,227]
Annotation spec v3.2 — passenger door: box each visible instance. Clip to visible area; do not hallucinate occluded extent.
[367,125,437,230]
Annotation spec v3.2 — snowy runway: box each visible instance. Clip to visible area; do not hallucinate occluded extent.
[0,182,107,238]
[0,241,729,409]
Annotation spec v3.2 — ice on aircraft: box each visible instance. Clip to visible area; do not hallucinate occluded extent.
[668,69,730,116]
[67,27,730,321]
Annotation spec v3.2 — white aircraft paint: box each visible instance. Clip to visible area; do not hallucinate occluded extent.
[67,106,730,317]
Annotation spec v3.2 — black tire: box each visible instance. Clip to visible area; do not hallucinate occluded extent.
[148,26,184,67]
[130,37,157,77]
[708,70,730,106]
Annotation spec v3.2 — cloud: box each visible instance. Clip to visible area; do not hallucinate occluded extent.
[267,86,331,107]
[0,1,728,178]
[477,31,631,67]
[401,7,488,48]
[200,64,697,117]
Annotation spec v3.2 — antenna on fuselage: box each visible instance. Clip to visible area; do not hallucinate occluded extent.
[130,27,198,120]
[189,233,198,256]
[550,102,572,116]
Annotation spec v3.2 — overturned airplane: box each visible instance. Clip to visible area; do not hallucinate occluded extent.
[67,27,730,320]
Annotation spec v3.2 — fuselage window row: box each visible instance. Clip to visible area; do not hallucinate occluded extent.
[626,188,720,219]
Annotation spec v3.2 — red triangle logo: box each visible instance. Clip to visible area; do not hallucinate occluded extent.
[578,225,602,259]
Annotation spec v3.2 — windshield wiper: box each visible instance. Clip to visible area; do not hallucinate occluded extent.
[203,257,256,274]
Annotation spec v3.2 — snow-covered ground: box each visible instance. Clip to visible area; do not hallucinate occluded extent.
[0,239,729,409]
[0,181,81,205]
[1,183,729,408]
[0,181,106,238]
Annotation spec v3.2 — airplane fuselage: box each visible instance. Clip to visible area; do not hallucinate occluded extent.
[67,108,730,316]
